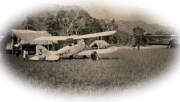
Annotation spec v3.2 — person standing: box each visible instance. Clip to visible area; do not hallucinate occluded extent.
[23,49,28,61]
[168,39,176,48]
[132,26,145,51]
[91,51,100,61]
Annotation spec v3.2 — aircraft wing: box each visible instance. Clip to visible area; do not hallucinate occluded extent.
[73,31,117,39]
[34,36,71,41]
[34,31,116,41]
[76,46,119,56]
[145,34,176,38]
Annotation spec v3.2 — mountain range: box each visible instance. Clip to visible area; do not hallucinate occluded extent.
[115,20,173,35]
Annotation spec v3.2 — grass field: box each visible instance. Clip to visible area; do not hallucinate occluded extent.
[3,47,177,93]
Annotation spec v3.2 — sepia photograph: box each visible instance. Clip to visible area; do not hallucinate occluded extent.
[0,1,179,97]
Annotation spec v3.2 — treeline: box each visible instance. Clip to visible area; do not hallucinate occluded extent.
[16,6,171,46]
[19,7,116,35]
[15,6,124,45]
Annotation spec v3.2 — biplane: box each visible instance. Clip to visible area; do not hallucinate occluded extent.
[29,31,118,61]
[144,34,177,48]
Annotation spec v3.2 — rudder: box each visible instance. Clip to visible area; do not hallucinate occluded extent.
[36,45,49,59]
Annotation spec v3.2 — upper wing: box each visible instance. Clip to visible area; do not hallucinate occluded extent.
[145,34,176,38]
[73,31,117,39]
[34,36,71,41]
[34,31,117,41]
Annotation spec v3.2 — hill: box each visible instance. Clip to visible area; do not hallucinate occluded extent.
[115,20,172,35]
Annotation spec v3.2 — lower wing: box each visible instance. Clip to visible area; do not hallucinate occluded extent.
[75,46,119,56]
[29,54,59,61]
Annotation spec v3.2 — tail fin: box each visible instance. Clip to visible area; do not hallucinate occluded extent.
[36,45,49,58]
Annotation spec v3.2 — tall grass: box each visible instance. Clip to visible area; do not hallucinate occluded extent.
[3,48,176,93]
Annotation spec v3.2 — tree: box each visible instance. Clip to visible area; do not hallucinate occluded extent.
[132,26,145,50]
[17,6,129,45]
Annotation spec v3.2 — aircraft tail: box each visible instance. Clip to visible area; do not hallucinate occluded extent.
[36,45,49,58]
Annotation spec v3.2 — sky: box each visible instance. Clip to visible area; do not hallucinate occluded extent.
[80,4,167,26]
[31,4,167,26]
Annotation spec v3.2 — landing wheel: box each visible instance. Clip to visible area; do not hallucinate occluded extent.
[82,55,87,59]
[69,55,73,59]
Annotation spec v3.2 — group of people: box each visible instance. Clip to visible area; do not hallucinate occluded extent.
[15,49,28,61]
